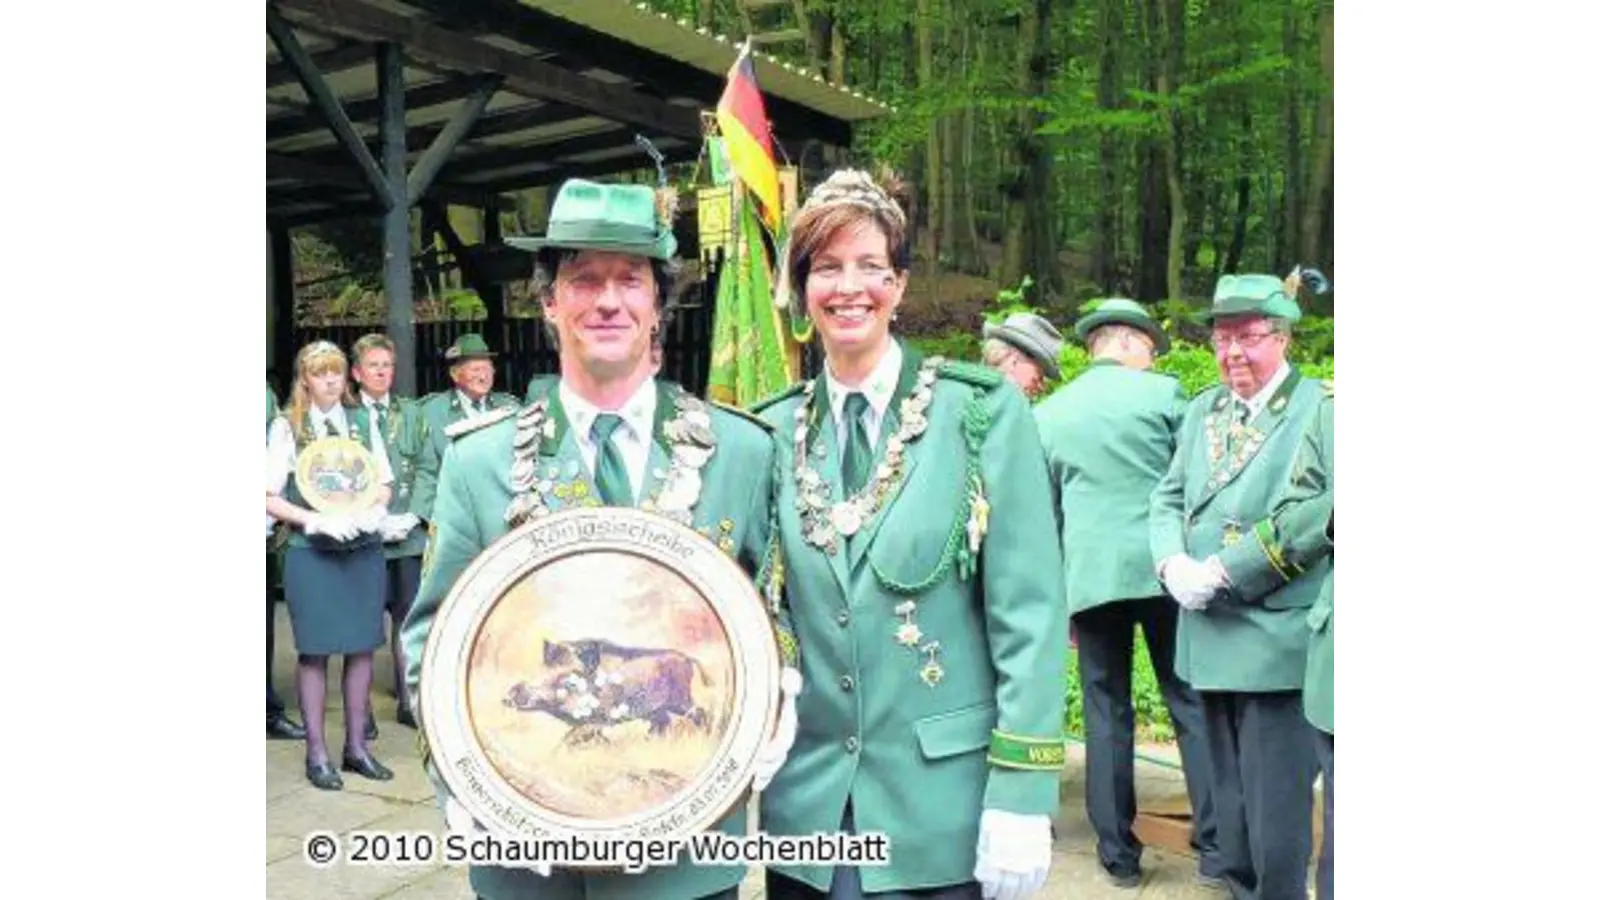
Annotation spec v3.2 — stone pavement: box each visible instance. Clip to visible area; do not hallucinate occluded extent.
[267,603,1227,900]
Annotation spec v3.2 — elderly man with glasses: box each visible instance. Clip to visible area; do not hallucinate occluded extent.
[1147,271,1332,900]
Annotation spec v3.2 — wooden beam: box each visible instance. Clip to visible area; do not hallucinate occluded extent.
[274,0,701,140]
[266,151,509,211]
[266,4,394,209]
[267,41,370,88]
[438,127,633,182]
[407,75,502,202]
[403,0,854,147]
[472,140,699,195]
[267,75,494,144]
[379,42,418,398]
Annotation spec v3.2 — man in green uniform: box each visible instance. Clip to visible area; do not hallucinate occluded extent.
[350,333,431,729]
[400,178,802,900]
[1148,274,1330,900]
[409,333,519,523]
[267,382,306,740]
[1033,298,1217,888]
[1259,386,1333,899]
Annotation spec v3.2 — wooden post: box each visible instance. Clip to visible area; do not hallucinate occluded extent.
[269,223,296,392]
[482,206,506,344]
[377,43,417,397]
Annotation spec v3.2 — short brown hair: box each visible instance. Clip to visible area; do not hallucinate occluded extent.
[351,333,395,364]
[786,169,913,299]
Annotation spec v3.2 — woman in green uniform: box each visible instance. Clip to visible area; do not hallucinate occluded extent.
[753,171,1068,900]
[265,341,395,790]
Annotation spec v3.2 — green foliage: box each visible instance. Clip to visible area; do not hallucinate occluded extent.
[1064,629,1176,744]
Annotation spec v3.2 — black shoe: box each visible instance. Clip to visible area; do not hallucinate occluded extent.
[306,760,343,791]
[365,716,378,742]
[1100,864,1142,889]
[268,713,307,740]
[396,706,417,729]
[342,752,394,781]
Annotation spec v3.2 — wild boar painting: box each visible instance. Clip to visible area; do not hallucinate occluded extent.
[462,548,736,820]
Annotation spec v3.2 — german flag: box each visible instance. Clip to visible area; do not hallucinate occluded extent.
[716,45,782,233]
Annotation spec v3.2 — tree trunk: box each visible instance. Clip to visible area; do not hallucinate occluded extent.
[918,0,941,265]
[1225,174,1252,274]
[1301,0,1334,270]
[943,20,984,275]
[830,21,847,86]
[1278,2,1303,273]
[1024,0,1063,303]
[697,0,713,30]
[1135,0,1168,301]
[1092,0,1124,293]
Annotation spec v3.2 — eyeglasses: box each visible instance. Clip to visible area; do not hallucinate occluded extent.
[1209,330,1279,350]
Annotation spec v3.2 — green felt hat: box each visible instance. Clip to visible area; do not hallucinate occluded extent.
[443,333,495,363]
[1073,298,1171,355]
[1201,274,1303,325]
[504,179,676,261]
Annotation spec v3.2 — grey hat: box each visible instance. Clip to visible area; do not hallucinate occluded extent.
[982,313,1064,380]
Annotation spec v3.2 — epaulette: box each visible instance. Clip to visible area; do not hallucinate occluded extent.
[710,400,776,434]
[444,406,516,440]
[750,381,808,415]
[937,359,1004,389]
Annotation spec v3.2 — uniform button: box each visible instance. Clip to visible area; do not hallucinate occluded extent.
[836,610,850,626]
[845,736,859,753]
[839,675,854,692]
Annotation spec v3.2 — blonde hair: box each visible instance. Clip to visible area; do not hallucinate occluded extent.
[285,341,353,441]
[1087,324,1153,356]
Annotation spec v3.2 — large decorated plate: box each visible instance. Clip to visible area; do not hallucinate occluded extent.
[419,506,781,861]
[293,437,383,513]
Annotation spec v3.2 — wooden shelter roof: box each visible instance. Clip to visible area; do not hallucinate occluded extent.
[266,0,889,227]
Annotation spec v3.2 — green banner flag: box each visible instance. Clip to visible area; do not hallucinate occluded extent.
[707,192,793,408]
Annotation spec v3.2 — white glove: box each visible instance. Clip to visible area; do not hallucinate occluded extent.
[1159,555,1214,611]
[304,514,359,542]
[445,795,551,876]
[974,809,1053,900]
[380,513,419,542]
[751,667,802,792]
[354,506,388,534]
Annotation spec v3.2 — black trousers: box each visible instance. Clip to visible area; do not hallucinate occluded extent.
[765,803,981,900]
[1316,729,1334,900]
[267,551,285,717]
[1074,596,1218,877]
[384,555,421,706]
[1200,690,1318,900]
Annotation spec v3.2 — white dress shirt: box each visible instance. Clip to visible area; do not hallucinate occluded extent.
[458,390,490,419]
[266,403,393,501]
[824,338,903,452]
[559,378,657,501]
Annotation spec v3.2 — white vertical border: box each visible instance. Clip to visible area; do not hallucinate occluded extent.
[2,0,260,892]
[1342,1,1600,896]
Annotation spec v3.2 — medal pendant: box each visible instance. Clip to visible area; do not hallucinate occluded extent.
[830,503,862,536]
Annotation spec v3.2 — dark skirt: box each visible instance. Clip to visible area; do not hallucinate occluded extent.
[283,543,387,656]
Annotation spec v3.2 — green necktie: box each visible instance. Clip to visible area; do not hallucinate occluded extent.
[473,397,487,413]
[590,414,634,506]
[323,418,339,439]
[374,403,389,432]
[841,392,873,495]
[1228,399,1250,454]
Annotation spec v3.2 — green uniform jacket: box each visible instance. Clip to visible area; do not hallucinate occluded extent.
[1264,391,1333,733]
[400,379,795,900]
[351,398,431,559]
[1149,368,1330,692]
[1033,359,1187,616]
[753,343,1068,894]
[409,389,519,522]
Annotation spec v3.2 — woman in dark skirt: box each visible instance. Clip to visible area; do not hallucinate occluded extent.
[266,341,394,790]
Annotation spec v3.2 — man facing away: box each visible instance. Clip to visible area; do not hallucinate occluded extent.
[1032,298,1219,889]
